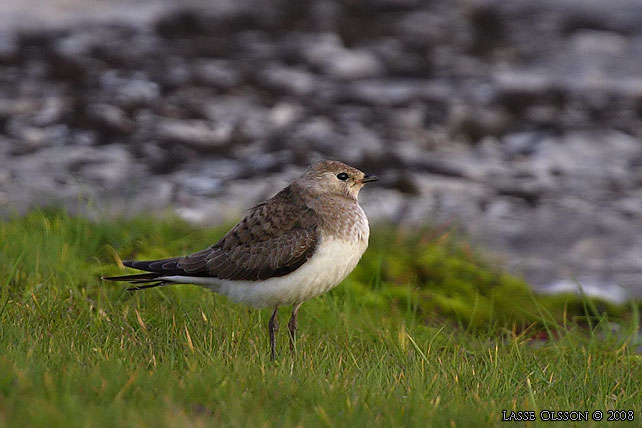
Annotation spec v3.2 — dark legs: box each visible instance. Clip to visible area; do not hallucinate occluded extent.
[268,303,302,360]
[268,306,279,361]
[288,303,302,353]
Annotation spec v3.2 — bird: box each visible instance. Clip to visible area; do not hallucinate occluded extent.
[103,160,378,360]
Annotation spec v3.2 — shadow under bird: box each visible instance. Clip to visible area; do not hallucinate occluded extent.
[103,160,378,360]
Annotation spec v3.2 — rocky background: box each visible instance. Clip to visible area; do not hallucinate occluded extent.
[1,0,642,301]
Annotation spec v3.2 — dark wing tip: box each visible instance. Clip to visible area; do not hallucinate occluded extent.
[120,258,187,276]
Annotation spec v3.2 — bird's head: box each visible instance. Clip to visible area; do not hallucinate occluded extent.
[298,160,378,200]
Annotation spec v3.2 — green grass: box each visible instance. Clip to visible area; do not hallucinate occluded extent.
[1,210,641,427]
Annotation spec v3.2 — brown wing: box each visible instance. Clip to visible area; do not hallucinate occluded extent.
[177,185,319,281]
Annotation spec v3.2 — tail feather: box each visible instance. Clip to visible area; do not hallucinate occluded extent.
[126,282,168,291]
[102,272,169,291]
[103,257,190,291]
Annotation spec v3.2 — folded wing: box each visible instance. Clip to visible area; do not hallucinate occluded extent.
[111,185,320,283]
[180,185,319,280]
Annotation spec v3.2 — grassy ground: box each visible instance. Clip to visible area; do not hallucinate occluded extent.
[1,210,641,427]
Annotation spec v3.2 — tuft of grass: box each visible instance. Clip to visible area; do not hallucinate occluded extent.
[0,209,641,427]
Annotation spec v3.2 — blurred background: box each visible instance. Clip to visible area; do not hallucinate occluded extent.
[0,0,641,300]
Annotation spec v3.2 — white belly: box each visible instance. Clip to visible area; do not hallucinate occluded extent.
[159,236,368,308]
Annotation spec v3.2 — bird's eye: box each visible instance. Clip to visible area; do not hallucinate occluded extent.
[336,172,349,181]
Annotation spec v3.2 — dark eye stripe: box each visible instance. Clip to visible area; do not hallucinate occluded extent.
[336,172,349,181]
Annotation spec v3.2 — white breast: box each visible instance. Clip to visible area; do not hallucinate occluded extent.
[160,233,369,308]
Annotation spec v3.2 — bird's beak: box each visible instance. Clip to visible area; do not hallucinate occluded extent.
[361,174,379,184]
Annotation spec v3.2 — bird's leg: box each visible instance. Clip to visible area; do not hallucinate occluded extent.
[288,303,302,353]
[269,306,279,361]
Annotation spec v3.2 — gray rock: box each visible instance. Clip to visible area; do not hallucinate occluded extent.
[31,96,70,127]
[365,37,431,76]
[269,102,303,129]
[99,70,160,108]
[76,144,142,187]
[6,121,70,154]
[85,103,134,136]
[393,10,450,46]
[449,104,508,142]
[193,58,242,89]
[200,95,271,142]
[568,30,627,56]
[345,79,450,106]
[0,97,39,119]
[301,33,385,80]
[155,118,232,151]
[257,64,318,97]
[160,57,193,88]
[501,132,542,158]
[613,195,642,219]
[287,117,340,154]
[179,175,223,197]
[336,122,385,164]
